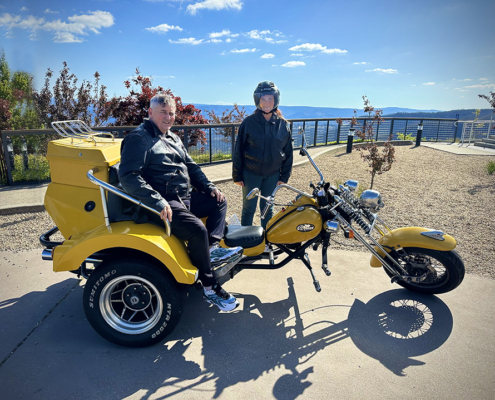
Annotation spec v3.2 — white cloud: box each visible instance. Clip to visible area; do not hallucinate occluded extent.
[353,61,368,64]
[230,33,239,37]
[187,0,243,15]
[0,11,114,42]
[464,83,495,89]
[365,68,398,74]
[271,65,278,67]
[209,29,230,38]
[411,84,416,86]
[290,53,303,56]
[20,7,28,12]
[244,29,286,43]
[53,32,83,43]
[281,61,305,68]
[145,24,183,34]
[423,82,435,85]
[226,38,232,43]
[231,48,257,53]
[210,38,222,43]
[261,53,274,58]
[289,43,347,54]
[44,9,59,14]
[480,78,488,81]
[169,37,204,45]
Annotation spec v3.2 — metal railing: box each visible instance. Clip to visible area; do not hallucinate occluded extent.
[1,117,458,186]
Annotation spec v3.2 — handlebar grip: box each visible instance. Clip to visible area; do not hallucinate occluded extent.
[261,201,271,220]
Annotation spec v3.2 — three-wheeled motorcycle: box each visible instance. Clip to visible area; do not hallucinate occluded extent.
[40,121,464,347]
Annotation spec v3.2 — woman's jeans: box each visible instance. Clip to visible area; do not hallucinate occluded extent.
[241,170,279,229]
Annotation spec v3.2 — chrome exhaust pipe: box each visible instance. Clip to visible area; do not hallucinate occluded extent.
[42,248,53,261]
[42,248,102,264]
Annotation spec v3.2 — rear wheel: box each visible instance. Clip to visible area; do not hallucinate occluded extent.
[383,247,465,294]
[83,258,187,347]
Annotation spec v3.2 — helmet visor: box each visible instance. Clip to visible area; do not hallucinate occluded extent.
[254,93,279,111]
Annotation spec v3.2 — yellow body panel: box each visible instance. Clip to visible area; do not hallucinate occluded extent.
[45,183,105,239]
[45,137,123,239]
[369,227,457,268]
[219,237,266,257]
[266,196,322,244]
[47,137,122,188]
[52,221,197,284]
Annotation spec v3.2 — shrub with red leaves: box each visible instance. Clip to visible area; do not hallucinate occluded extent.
[111,69,209,147]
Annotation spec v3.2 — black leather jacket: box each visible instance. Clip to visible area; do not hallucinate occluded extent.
[119,119,216,211]
[233,111,293,183]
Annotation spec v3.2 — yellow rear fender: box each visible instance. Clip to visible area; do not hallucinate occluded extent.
[370,227,457,268]
[52,221,198,284]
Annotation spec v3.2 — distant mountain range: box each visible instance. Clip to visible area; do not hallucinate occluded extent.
[192,104,443,120]
[192,104,493,121]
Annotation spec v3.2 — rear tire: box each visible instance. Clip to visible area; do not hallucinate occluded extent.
[383,247,465,294]
[83,258,187,347]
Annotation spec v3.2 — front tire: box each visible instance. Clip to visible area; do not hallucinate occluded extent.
[383,247,465,294]
[83,259,187,347]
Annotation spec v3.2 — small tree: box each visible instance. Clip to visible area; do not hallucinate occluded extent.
[478,91,495,113]
[0,52,40,183]
[111,69,209,148]
[205,104,247,143]
[338,96,395,189]
[33,62,118,128]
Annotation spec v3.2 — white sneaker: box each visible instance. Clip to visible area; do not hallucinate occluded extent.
[203,284,239,312]
[210,244,243,266]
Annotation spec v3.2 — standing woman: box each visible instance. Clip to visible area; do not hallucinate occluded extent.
[233,81,293,229]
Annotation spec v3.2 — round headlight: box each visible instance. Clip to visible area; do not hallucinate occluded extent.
[359,190,384,211]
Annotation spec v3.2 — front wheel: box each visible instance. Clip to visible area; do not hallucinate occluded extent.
[83,259,187,347]
[383,247,465,294]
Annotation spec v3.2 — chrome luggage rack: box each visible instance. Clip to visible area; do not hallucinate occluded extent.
[51,120,114,145]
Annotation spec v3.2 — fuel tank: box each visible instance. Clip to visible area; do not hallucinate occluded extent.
[266,195,322,244]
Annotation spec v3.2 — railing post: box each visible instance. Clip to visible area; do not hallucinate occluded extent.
[209,127,212,163]
[375,122,380,141]
[389,119,395,140]
[2,133,14,185]
[336,123,341,144]
[436,120,441,142]
[325,120,329,144]
[453,120,459,143]
[21,136,29,171]
[183,127,188,150]
[314,120,318,147]
[231,125,235,159]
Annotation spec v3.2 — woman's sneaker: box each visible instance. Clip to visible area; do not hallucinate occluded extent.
[210,244,243,266]
[203,284,239,312]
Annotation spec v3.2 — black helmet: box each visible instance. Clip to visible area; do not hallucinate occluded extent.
[253,81,280,113]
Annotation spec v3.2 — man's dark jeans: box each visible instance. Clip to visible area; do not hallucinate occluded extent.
[150,191,227,287]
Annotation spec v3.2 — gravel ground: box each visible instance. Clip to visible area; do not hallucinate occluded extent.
[1,146,494,279]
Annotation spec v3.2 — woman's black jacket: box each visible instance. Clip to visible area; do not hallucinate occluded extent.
[233,111,293,183]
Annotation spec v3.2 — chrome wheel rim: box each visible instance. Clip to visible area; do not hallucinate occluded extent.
[100,275,163,335]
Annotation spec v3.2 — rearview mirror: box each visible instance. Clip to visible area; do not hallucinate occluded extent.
[246,188,260,200]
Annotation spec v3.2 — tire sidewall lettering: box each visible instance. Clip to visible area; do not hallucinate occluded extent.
[88,269,117,309]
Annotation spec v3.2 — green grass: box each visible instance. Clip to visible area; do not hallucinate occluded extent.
[11,154,50,183]
[190,151,232,164]
[487,160,495,175]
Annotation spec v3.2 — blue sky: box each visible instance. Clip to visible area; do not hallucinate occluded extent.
[0,0,494,111]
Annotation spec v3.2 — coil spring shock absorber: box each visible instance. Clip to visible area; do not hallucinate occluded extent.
[338,185,359,207]
[336,196,372,234]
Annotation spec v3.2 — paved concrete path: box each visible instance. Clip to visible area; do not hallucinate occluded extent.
[1,248,494,399]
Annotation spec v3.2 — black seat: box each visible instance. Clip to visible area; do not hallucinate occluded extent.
[106,163,134,223]
[223,225,264,248]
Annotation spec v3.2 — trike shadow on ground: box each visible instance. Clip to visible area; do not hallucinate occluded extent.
[1,276,453,399]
